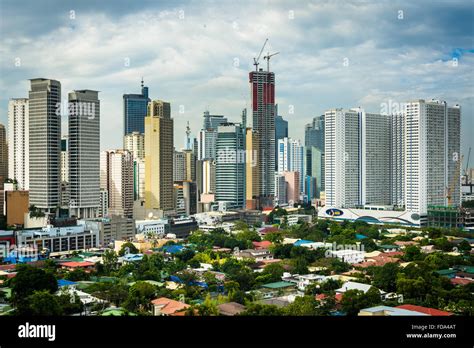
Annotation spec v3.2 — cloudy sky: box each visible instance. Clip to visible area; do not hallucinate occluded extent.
[0,0,473,163]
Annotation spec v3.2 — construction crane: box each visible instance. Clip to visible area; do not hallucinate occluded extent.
[253,38,268,71]
[446,154,464,206]
[463,147,471,183]
[264,51,280,72]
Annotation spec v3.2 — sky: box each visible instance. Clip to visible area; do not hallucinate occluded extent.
[0,0,473,166]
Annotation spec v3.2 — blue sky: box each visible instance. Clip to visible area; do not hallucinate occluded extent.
[0,0,473,166]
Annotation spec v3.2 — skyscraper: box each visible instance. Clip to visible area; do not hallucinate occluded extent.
[215,123,245,210]
[305,115,325,195]
[145,100,174,214]
[275,110,288,170]
[174,150,186,181]
[324,107,409,209]
[0,124,7,216]
[68,90,100,218]
[60,136,69,209]
[277,137,305,198]
[28,78,61,212]
[8,98,29,190]
[250,69,276,206]
[203,110,227,131]
[124,131,145,201]
[245,128,260,209]
[123,79,150,136]
[405,100,461,219]
[101,150,134,218]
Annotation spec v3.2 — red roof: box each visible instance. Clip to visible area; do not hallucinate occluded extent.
[259,227,279,235]
[396,304,453,316]
[450,277,474,286]
[315,293,343,302]
[151,297,190,315]
[252,241,272,249]
[0,264,16,271]
[60,261,95,268]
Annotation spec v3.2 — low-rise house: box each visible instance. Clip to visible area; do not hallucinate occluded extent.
[395,304,453,316]
[252,240,272,250]
[327,249,365,264]
[336,281,385,296]
[218,302,246,316]
[234,248,273,261]
[59,261,95,272]
[378,245,400,252]
[281,273,327,292]
[358,305,428,316]
[151,297,190,316]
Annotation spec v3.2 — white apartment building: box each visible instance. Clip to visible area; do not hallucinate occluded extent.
[8,98,29,190]
[405,100,461,220]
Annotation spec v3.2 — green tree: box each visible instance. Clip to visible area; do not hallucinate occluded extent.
[371,263,400,292]
[11,265,58,312]
[285,296,320,315]
[124,281,157,312]
[197,294,219,316]
[102,249,119,274]
[119,242,139,256]
[27,290,63,316]
[402,245,423,262]
[340,287,381,316]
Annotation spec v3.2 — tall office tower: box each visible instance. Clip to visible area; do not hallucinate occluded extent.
[61,137,69,182]
[305,146,323,198]
[145,100,174,213]
[203,110,227,130]
[0,124,7,216]
[245,128,260,209]
[28,78,61,212]
[390,113,405,207]
[68,90,100,218]
[324,109,360,208]
[275,111,288,170]
[241,108,247,128]
[215,123,245,210]
[174,150,186,181]
[60,136,69,208]
[282,171,300,204]
[98,190,109,217]
[124,131,145,201]
[277,137,305,197]
[199,159,216,195]
[305,115,325,150]
[124,131,145,160]
[8,98,29,190]
[274,174,287,205]
[405,100,461,219]
[250,69,275,206]
[101,150,134,218]
[184,149,196,182]
[123,79,150,136]
[305,115,325,193]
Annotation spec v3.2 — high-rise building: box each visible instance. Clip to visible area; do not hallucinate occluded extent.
[8,98,29,190]
[145,100,174,214]
[305,115,325,151]
[405,100,461,219]
[390,113,405,208]
[60,136,69,209]
[275,111,288,170]
[282,171,300,205]
[184,149,195,182]
[174,150,186,182]
[0,124,7,216]
[274,174,287,205]
[124,131,145,160]
[101,150,134,218]
[277,137,305,198]
[245,128,260,209]
[123,79,150,136]
[305,146,323,198]
[305,115,325,194]
[215,123,245,210]
[68,90,100,219]
[124,131,145,201]
[324,109,362,208]
[250,69,276,206]
[28,78,61,212]
[203,110,227,131]
[324,107,419,210]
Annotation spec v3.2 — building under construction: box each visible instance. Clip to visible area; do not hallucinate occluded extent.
[427,205,474,229]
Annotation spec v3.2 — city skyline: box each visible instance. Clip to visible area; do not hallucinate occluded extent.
[0,0,472,165]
